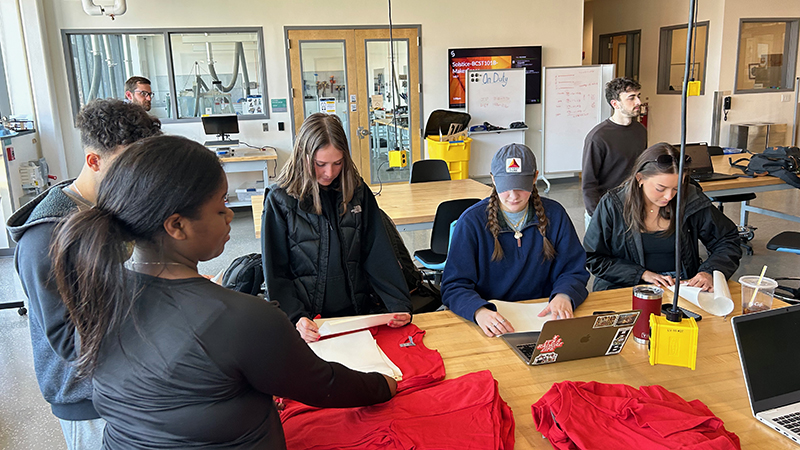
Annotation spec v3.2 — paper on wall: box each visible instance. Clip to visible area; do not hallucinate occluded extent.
[666,270,734,316]
[488,300,553,333]
[317,313,395,337]
[307,330,402,380]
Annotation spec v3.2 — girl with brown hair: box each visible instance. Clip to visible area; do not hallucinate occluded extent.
[584,142,741,291]
[441,144,589,337]
[262,113,412,343]
[50,135,396,449]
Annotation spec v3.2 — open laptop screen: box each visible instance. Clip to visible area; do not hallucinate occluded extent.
[683,143,713,173]
[734,306,800,412]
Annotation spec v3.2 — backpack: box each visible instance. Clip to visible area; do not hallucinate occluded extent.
[221,253,265,296]
[730,146,800,188]
[378,209,443,313]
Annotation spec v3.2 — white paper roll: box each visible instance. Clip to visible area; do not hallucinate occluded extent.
[667,270,734,316]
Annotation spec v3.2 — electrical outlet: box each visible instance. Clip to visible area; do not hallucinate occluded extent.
[781,94,792,102]
[262,123,269,132]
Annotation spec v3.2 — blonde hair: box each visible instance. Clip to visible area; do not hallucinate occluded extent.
[276,113,361,215]
[486,185,555,262]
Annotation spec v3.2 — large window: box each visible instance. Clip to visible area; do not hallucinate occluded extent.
[62,28,268,121]
[735,19,799,93]
[657,22,709,94]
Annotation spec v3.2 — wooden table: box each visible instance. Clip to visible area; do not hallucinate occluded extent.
[704,154,797,226]
[218,148,278,208]
[410,283,793,449]
[250,178,492,238]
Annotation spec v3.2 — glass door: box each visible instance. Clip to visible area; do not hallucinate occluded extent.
[355,28,420,185]
[288,27,420,184]
[288,30,360,162]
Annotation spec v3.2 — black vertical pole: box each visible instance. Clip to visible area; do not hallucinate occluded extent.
[668,0,699,322]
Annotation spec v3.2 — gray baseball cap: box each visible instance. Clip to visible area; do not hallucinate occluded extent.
[490,143,537,193]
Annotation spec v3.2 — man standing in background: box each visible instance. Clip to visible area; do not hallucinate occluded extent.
[581,77,648,229]
[124,76,153,111]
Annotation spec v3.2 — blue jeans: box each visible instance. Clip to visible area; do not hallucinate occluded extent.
[59,418,105,450]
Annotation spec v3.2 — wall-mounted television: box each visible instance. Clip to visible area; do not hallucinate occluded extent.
[448,46,542,108]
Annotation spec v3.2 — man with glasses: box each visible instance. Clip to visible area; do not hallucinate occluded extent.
[581,77,648,229]
[124,76,154,112]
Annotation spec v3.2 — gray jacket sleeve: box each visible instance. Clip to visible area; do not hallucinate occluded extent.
[15,222,78,361]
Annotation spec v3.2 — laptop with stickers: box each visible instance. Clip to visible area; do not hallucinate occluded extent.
[732,304,800,445]
[501,311,640,366]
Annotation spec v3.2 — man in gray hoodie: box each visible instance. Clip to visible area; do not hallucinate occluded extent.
[6,99,161,449]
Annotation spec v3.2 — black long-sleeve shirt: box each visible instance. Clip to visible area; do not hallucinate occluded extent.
[581,118,648,216]
[92,274,392,449]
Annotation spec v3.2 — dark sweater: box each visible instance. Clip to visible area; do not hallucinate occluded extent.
[6,180,99,421]
[581,118,648,215]
[93,274,392,449]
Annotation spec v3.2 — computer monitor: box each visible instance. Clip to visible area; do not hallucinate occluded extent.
[202,115,239,147]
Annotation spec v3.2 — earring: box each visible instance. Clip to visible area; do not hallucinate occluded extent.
[639,183,643,188]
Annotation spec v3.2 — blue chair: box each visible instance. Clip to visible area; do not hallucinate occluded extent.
[413,198,480,283]
[767,231,800,303]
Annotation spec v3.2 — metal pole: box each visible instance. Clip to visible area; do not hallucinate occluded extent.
[669,0,698,321]
[793,77,799,146]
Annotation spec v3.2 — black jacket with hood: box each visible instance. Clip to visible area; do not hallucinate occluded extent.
[583,183,742,291]
[261,178,411,323]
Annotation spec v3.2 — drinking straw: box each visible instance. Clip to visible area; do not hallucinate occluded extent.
[749,265,768,305]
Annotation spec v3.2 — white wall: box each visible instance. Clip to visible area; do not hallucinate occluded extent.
[718,0,800,146]
[37,0,584,178]
[592,0,725,146]
[591,0,800,147]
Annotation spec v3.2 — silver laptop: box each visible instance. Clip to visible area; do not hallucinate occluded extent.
[501,311,640,366]
[732,304,800,445]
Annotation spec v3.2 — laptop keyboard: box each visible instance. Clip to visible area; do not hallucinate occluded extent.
[775,412,800,433]
[517,343,537,360]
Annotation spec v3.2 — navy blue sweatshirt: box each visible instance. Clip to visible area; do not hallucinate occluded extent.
[441,197,589,322]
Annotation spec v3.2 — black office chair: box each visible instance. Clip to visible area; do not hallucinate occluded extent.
[409,159,451,183]
[706,145,757,255]
[413,198,481,284]
[766,231,800,303]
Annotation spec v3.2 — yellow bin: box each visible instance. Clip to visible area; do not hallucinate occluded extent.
[425,136,472,180]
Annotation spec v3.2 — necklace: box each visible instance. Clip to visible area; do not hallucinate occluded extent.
[71,182,84,198]
[501,209,528,247]
[130,261,185,267]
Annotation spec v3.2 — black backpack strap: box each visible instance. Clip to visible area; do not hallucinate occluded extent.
[729,157,750,173]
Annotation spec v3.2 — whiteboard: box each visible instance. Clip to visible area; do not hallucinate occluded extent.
[466,68,526,129]
[541,65,614,174]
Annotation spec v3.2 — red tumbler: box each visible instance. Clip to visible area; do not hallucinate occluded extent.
[632,285,663,344]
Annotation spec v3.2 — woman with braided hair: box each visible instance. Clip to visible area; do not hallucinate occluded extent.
[441,144,589,337]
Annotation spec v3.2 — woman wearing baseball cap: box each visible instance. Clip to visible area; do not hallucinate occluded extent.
[441,144,589,337]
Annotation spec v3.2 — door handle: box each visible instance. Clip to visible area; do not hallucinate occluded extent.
[357,126,370,139]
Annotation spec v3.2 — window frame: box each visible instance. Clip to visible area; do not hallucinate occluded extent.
[657,21,710,95]
[61,27,270,123]
[733,18,800,94]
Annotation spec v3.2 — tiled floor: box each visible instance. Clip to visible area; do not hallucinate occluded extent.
[1,177,799,449]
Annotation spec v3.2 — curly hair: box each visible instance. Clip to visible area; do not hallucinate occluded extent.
[605,77,641,107]
[75,99,162,154]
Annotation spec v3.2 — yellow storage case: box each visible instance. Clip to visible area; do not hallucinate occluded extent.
[648,314,698,370]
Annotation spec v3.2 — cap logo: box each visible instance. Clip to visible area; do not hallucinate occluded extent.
[506,158,522,173]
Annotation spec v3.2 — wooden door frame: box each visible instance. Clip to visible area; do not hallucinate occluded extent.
[354,28,421,182]
[284,25,423,177]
